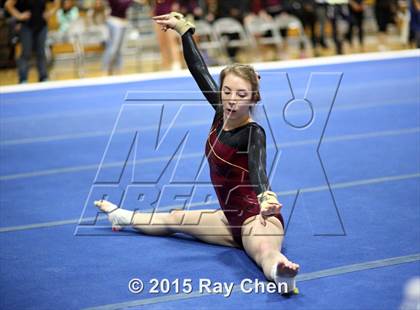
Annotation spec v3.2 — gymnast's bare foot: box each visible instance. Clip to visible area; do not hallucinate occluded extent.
[94,200,118,213]
[272,255,300,294]
[276,257,300,278]
[94,200,132,231]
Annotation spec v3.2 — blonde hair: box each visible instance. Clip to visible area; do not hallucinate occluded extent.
[219,64,261,103]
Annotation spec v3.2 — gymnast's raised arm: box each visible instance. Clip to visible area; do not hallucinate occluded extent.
[181,30,220,109]
[152,13,220,110]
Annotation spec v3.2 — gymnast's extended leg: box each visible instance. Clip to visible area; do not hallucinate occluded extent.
[95,200,238,248]
[241,215,299,292]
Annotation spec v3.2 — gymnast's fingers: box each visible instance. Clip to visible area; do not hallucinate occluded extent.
[272,203,282,214]
[259,214,267,226]
[152,14,170,20]
[155,19,170,26]
[154,18,177,31]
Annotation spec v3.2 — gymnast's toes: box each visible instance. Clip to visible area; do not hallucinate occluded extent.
[94,200,118,213]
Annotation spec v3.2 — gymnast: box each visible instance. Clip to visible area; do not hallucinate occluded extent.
[95,12,299,294]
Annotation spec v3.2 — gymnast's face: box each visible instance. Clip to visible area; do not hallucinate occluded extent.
[221,74,254,121]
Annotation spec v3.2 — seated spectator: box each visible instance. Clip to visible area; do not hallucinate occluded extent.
[245,0,276,22]
[56,0,79,40]
[177,0,201,19]
[242,0,278,60]
[204,0,217,23]
[257,0,308,58]
[86,0,107,26]
[215,0,251,60]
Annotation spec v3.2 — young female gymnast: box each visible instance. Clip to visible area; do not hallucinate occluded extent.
[95,12,300,294]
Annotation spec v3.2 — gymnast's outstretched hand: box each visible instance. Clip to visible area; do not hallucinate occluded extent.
[257,191,283,226]
[152,12,195,35]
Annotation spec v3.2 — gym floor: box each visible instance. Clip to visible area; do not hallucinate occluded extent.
[0,50,419,309]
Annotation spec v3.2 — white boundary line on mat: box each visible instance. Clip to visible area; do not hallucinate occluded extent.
[0,172,418,233]
[0,99,417,146]
[0,127,418,181]
[0,49,418,94]
[83,253,420,310]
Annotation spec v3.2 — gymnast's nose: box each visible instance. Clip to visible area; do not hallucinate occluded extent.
[228,94,239,107]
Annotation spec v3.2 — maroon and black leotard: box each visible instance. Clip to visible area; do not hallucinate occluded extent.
[182,30,284,247]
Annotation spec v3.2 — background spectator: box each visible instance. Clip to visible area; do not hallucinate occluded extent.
[215,0,251,60]
[346,0,365,51]
[152,0,182,70]
[287,0,317,56]
[56,0,79,40]
[326,0,349,55]
[409,0,420,47]
[177,0,201,19]
[102,0,137,75]
[86,0,107,26]
[315,0,328,47]
[375,0,398,50]
[5,0,60,82]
